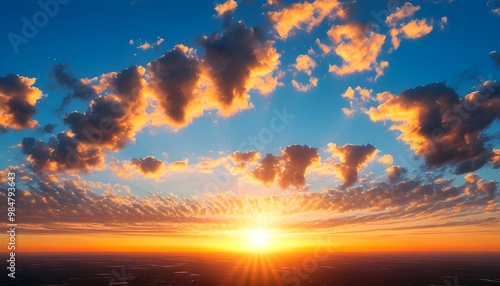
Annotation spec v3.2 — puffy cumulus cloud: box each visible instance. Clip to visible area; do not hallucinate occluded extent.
[0,74,43,132]
[386,165,407,183]
[64,65,148,151]
[268,0,345,39]
[251,154,280,187]
[341,86,373,116]
[464,173,479,184]
[251,145,320,190]
[389,19,433,50]
[291,77,318,92]
[215,0,238,17]
[39,123,57,134]
[399,18,433,39]
[227,151,262,175]
[367,81,500,173]
[385,2,421,27]
[52,63,98,110]
[326,23,387,77]
[111,156,167,179]
[491,51,500,67]
[291,54,318,92]
[327,143,378,188]
[199,21,281,117]
[148,45,204,128]
[21,132,104,173]
[293,54,316,76]
[378,154,394,166]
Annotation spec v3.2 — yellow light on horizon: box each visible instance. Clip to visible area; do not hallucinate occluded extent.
[247,229,271,250]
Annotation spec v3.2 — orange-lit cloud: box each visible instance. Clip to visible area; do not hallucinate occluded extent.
[326,23,386,76]
[250,145,320,189]
[215,0,238,17]
[385,2,421,27]
[0,74,43,132]
[148,44,204,128]
[367,81,500,173]
[199,22,281,117]
[341,86,373,116]
[268,0,344,39]
[378,154,394,166]
[327,143,378,188]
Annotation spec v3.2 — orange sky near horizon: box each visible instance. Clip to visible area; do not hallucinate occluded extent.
[7,224,500,254]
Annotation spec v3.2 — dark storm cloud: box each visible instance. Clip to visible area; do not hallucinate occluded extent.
[368,81,500,174]
[52,63,98,111]
[328,143,378,188]
[0,74,43,132]
[148,45,201,127]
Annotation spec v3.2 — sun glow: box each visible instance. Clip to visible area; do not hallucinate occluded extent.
[247,229,271,250]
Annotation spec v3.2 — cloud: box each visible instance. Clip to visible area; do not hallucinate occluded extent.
[64,65,148,151]
[390,19,433,50]
[385,2,421,27]
[137,42,152,50]
[293,54,317,76]
[491,51,500,67]
[148,44,204,128]
[215,0,238,17]
[268,0,345,39]
[21,132,104,173]
[8,171,498,234]
[326,23,387,76]
[112,156,167,179]
[367,81,500,173]
[291,77,318,92]
[0,74,43,132]
[251,145,320,190]
[341,86,373,116]
[378,154,394,166]
[199,21,281,116]
[491,149,500,169]
[291,54,318,92]
[327,143,378,188]
[52,63,98,110]
[136,37,164,50]
[487,0,500,15]
[439,16,448,30]
[39,123,57,134]
[386,165,407,183]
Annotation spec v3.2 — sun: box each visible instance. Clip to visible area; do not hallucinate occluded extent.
[247,229,271,250]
